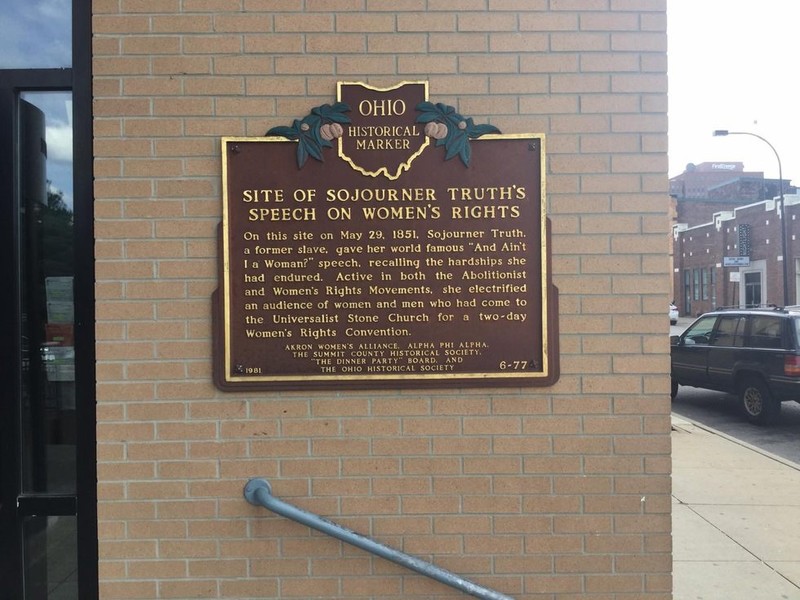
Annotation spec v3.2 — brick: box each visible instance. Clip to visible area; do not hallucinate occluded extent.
[457,12,518,31]
[489,32,549,52]
[122,36,181,55]
[122,0,180,12]
[183,0,241,10]
[342,577,402,596]
[458,54,518,74]
[152,56,212,74]
[219,579,279,598]
[585,574,645,593]
[152,14,213,32]
[398,13,455,32]
[280,578,339,598]
[336,13,395,32]
[93,15,151,34]
[555,554,613,573]
[98,581,158,599]
[183,34,243,54]
[307,33,366,53]
[612,32,668,52]
[368,33,427,53]
[336,55,397,74]
[582,52,640,72]
[398,55,458,74]
[464,495,522,513]
[93,2,671,598]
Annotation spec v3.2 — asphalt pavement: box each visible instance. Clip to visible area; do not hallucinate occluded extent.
[673,385,800,465]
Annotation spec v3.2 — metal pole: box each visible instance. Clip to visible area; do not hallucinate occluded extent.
[713,130,790,305]
[244,478,515,600]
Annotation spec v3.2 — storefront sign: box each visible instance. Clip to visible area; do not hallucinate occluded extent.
[213,81,559,390]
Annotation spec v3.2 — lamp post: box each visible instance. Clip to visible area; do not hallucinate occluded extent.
[712,130,790,306]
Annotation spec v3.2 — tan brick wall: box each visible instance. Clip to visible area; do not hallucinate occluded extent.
[93,2,671,599]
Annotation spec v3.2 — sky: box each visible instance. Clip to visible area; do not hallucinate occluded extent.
[2,0,73,206]
[5,1,799,200]
[668,1,800,181]
[1,0,71,69]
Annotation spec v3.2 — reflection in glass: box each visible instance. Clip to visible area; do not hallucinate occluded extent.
[19,92,76,495]
[24,516,78,600]
[0,0,72,68]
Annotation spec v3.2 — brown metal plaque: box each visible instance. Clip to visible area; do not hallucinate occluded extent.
[213,82,559,390]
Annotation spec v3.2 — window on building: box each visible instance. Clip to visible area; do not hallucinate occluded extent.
[684,269,691,314]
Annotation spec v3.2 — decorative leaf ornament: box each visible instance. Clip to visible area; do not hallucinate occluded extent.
[266,99,499,169]
[415,102,501,167]
[266,102,351,168]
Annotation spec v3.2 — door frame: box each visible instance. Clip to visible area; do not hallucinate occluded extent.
[0,1,95,597]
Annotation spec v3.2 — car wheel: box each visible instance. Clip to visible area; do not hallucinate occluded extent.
[739,377,780,425]
[670,378,678,400]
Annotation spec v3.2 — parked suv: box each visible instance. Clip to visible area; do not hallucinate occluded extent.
[671,306,800,425]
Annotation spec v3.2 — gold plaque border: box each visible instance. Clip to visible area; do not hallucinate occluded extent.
[217,132,553,388]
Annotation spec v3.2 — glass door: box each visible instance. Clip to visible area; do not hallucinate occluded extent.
[0,87,81,600]
[744,271,763,308]
[22,92,79,600]
[0,3,94,598]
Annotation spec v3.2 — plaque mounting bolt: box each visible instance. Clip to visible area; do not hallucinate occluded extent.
[231,144,240,154]
[234,364,244,374]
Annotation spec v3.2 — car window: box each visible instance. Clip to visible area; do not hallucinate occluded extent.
[711,315,745,347]
[748,315,783,349]
[793,318,800,350]
[681,315,717,345]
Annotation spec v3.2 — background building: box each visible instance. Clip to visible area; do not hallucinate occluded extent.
[672,163,798,315]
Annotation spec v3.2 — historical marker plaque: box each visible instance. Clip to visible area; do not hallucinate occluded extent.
[213,81,559,390]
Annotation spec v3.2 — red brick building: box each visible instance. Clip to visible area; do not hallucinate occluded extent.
[673,193,800,316]
[671,162,798,316]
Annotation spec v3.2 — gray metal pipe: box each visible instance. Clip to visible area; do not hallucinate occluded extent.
[243,478,515,600]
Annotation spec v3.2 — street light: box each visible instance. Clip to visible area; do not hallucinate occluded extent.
[712,129,790,306]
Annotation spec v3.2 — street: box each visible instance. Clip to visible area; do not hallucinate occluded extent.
[670,317,800,465]
[672,386,800,465]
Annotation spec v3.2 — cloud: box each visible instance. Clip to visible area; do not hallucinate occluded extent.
[46,124,73,164]
[36,0,70,20]
[0,0,71,68]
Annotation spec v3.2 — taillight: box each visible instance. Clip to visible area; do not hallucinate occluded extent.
[785,355,800,377]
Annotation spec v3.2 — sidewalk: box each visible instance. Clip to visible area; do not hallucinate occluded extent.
[672,414,800,599]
